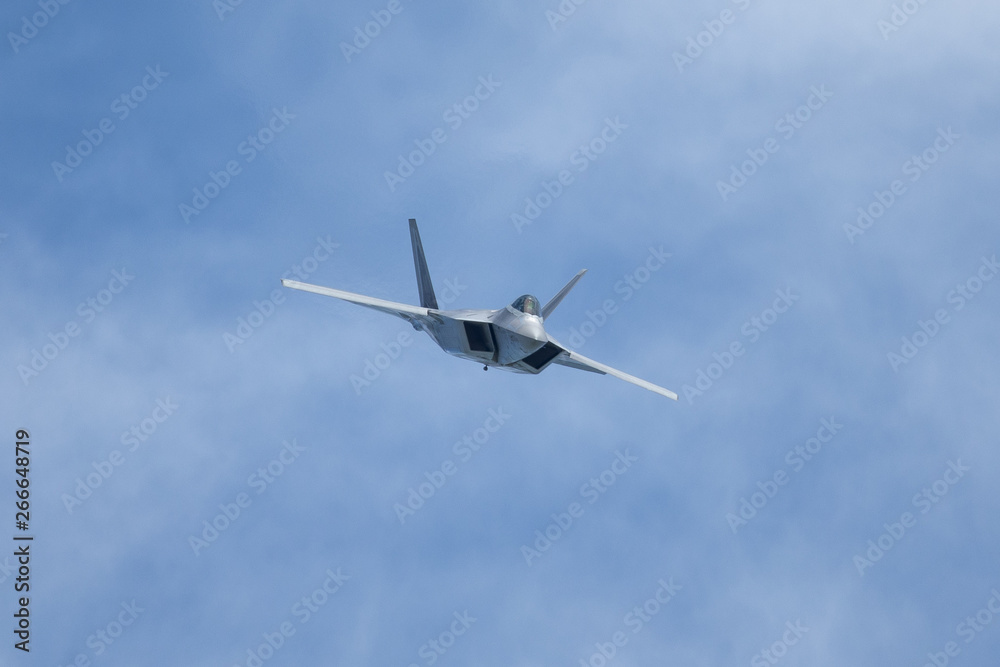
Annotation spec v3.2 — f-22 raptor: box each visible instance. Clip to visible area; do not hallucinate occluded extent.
[282,219,677,399]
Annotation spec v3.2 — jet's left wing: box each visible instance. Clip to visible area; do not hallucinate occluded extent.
[546,337,678,400]
[282,279,435,327]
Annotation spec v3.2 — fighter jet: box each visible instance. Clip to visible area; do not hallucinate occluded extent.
[282,219,677,400]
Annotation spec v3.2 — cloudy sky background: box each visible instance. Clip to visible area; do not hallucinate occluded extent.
[2,0,999,665]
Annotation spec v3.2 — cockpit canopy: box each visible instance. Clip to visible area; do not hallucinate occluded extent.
[511,294,541,316]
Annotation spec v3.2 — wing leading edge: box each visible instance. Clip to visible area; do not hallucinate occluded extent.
[547,337,678,400]
[281,279,434,327]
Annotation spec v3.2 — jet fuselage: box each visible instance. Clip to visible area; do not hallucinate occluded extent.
[416,299,555,373]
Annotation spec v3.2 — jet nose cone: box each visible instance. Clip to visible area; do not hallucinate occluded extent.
[519,317,547,343]
[496,315,549,365]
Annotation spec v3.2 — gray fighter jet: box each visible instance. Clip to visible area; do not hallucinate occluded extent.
[282,219,677,399]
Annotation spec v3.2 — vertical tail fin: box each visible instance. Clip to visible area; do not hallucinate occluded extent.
[408,218,439,309]
[541,269,587,320]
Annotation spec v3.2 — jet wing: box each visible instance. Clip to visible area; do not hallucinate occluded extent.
[282,279,435,326]
[547,337,678,400]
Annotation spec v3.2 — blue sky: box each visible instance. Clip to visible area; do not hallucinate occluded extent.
[2,1,999,665]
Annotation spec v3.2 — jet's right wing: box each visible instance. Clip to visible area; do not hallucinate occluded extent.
[282,279,436,327]
[546,336,678,400]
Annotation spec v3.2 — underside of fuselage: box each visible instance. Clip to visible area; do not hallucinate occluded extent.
[419,308,562,374]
